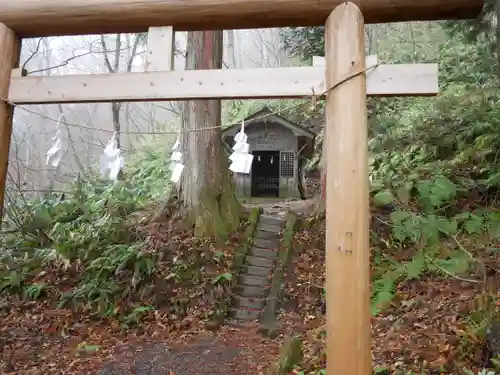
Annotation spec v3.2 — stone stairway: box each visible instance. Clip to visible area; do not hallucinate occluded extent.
[231,214,285,322]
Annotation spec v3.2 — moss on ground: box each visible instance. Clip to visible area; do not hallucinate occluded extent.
[261,210,297,330]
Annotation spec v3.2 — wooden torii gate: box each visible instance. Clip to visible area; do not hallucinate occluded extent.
[0,0,483,374]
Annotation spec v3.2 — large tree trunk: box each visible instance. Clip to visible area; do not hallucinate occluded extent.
[179,30,242,238]
[226,30,236,68]
[496,0,500,80]
[111,102,122,148]
[316,127,327,217]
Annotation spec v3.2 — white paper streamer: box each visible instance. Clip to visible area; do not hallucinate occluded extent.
[229,121,253,174]
[100,132,124,181]
[169,136,184,183]
[45,115,63,167]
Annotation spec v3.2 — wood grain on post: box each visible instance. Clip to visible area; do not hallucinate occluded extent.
[0,0,483,37]
[0,23,20,221]
[146,26,175,72]
[324,3,371,375]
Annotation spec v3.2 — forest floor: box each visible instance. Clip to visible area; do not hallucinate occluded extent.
[1,199,498,375]
[1,199,309,375]
[0,203,288,375]
[2,273,492,375]
[1,309,282,375]
[285,223,500,375]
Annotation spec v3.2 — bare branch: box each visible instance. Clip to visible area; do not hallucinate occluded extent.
[56,104,87,174]
[100,35,115,73]
[113,34,122,73]
[27,39,108,75]
[22,37,44,70]
[151,103,180,116]
[28,49,95,75]
[126,34,143,72]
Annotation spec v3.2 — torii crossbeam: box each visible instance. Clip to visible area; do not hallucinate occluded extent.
[0,0,484,37]
[0,0,484,374]
[7,61,438,104]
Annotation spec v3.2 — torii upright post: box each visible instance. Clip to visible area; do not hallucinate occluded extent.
[325,3,371,374]
[0,23,20,222]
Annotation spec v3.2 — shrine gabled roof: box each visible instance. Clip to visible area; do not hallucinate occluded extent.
[222,107,315,139]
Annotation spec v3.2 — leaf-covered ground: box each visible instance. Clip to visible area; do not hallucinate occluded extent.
[0,216,284,375]
[282,223,500,375]
[1,307,280,375]
[2,201,500,375]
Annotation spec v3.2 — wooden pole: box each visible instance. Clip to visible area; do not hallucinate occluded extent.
[0,23,20,222]
[325,3,371,375]
[0,0,483,37]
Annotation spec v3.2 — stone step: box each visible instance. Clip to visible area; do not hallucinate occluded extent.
[240,274,269,287]
[232,295,266,310]
[245,255,275,268]
[234,284,269,298]
[259,215,285,226]
[256,221,283,234]
[230,307,262,321]
[254,228,280,240]
[250,246,278,260]
[253,237,278,250]
[242,264,273,277]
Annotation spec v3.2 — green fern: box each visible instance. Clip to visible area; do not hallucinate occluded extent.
[371,266,404,316]
[371,281,397,316]
[434,251,471,276]
[23,283,47,300]
[371,248,472,316]
[405,250,426,280]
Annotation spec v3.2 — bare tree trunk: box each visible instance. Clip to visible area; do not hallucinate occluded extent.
[180,30,242,238]
[316,127,326,217]
[111,102,122,148]
[226,30,236,68]
[497,0,500,80]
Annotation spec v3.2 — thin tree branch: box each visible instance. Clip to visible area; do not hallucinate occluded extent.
[29,49,95,75]
[113,34,121,73]
[127,34,143,72]
[100,35,115,73]
[22,37,45,70]
[26,39,135,75]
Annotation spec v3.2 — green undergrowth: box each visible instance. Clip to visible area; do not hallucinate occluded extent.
[277,13,500,375]
[288,79,500,374]
[231,207,261,272]
[370,170,500,315]
[289,179,500,375]
[0,146,241,327]
[290,147,500,375]
[277,336,303,375]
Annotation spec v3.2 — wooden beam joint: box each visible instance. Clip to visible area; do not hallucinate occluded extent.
[11,67,27,77]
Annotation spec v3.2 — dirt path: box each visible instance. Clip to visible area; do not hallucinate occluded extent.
[1,311,281,375]
[95,327,280,375]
